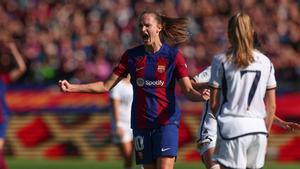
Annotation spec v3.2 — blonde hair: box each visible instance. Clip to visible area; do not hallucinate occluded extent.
[139,10,189,46]
[227,12,254,68]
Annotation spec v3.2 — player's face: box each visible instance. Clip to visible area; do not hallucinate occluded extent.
[138,13,162,46]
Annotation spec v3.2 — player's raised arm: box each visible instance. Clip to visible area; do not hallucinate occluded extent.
[58,73,123,93]
[8,42,27,81]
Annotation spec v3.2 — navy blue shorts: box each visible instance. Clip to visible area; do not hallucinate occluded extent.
[133,124,178,164]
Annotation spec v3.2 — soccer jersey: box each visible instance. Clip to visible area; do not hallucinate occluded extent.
[110,80,133,125]
[113,43,188,129]
[110,80,133,143]
[0,73,11,137]
[0,73,11,118]
[209,50,276,139]
[193,66,211,84]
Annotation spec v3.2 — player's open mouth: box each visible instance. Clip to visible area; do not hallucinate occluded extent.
[142,34,150,40]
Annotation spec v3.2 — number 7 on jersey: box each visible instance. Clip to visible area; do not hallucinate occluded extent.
[240,70,261,110]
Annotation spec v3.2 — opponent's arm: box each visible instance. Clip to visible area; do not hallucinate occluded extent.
[264,89,276,132]
[273,116,300,131]
[210,87,220,116]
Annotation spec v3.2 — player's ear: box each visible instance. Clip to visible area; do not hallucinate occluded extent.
[157,24,162,33]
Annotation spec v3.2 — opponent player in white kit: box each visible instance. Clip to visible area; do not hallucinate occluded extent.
[192,66,219,169]
[192,67,300,169]
[193,12,300,169]
[110,76,134,169]
[209,12,276,169]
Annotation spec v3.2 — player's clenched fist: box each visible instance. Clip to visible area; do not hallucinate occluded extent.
[58,80,71,92]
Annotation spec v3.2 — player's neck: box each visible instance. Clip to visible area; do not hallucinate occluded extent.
[145,41,162,54]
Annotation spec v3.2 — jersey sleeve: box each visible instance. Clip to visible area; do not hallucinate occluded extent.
[174,52,189,79]
[193,66,211,83]
[267,62,277,89]
[113,51,129,77]
[110,83,121,100]
[209,55,223,89]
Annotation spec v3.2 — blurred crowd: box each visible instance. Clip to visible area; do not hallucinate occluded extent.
[0,0,300,91]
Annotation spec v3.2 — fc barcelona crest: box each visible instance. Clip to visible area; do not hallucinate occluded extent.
[157,65,165,73]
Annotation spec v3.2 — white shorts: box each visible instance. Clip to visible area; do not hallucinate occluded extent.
[197,111,218,154]
[112,122,133,144]
[213,134,267,168]
[197,133,217,154]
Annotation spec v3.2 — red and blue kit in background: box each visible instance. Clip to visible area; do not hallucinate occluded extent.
[113,43,188,164]
[0,73,11,138]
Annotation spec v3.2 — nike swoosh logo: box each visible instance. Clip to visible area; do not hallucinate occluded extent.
[136,67,144,71]
[161,148,171,152]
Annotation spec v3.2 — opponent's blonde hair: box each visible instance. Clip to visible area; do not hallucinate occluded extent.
[227,12,254,68]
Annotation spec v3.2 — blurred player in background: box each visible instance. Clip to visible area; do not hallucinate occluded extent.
[59,10,208,169]
[191,66,219,169]
[110,75,134,169]
[192,66,300,169]
[0,39,26,169]
[209,12,277,169]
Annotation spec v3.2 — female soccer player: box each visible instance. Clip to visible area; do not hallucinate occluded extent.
[59,10,209,169]
[110,75,134,169]
[0,41,26,169]
[192,66,300,169]
[209,12,276,169]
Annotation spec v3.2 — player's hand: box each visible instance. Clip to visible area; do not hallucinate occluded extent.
[284,122,300,131]
[202,89,210,101]
[58,80,72,92]
[196,138,211,150]
[116,126,124,138]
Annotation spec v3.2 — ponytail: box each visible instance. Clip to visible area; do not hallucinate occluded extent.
[160,16,189,46]
[139,10,190,46]
[227,12,254,68]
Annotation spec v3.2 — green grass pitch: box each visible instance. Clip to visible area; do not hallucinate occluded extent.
[6,158,300,169]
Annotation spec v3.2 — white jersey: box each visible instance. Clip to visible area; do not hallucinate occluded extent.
[209,50,276,139]
[110,80,133,125]
[193,66,211,83]
[110,80,133,143]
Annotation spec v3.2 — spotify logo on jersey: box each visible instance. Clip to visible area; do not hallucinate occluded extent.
[136,78,164,87]
[136,78,145,87]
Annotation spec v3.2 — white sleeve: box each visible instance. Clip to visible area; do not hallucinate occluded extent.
[209,55,224,88]
[267,62,277,89]
[193,66,211,83]
[110,83,121,99]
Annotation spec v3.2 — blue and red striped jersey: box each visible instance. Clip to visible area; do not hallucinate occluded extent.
[113,43,188,129]
[0,73,11,123]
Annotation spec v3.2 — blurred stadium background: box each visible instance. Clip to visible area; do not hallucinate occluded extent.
[1,0,300,168]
